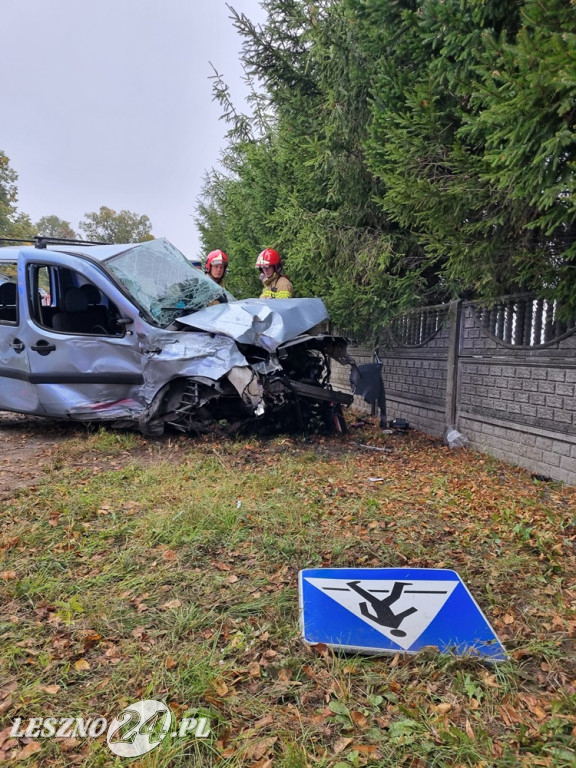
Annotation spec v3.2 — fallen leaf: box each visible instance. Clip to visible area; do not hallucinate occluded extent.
[83,631,102,646]
[40,685,61,695]
[481,673,499,688]
[465,718,475,740]
[518,693,548,721]
[350,711,368,729]
[0,727,14,750]
[0,739,17,754]
[252,715,274,730]
[245,736,277,761]
[161,599,182,610]
[165,657,178,670]
[0,571,16,581]
[500,705,523,725]
[353,744,378,755]
[333,736,353,755]
[0,683,17,701]
[492,742,504,758]
[100,645,121,666]
[251,759,273,768]
[14,742,42,759]
[162,550,178,562]
[74,659,90,671]
[213,680,229,696]
[60,738,80,751]
[434,703,452,714]
[248,662,261,678]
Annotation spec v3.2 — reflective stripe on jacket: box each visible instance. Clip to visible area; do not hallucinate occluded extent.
[259,274,293,299]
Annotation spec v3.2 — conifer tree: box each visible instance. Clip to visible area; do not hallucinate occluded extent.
[198,0,576,327]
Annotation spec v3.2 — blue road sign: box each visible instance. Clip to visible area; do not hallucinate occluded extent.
[299,568,507,661]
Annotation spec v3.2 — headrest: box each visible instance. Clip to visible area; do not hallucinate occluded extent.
[63,287,89,313]
[80,283,102,304]
[0,282,17,305]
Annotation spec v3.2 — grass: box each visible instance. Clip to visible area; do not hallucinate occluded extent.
[0,419,575,766]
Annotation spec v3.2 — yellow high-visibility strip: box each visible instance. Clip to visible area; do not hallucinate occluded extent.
[260,289,292,298]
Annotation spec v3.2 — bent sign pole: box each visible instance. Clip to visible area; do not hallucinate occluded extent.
[299,568,507,662]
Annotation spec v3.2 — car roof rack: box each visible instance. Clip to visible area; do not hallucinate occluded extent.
[34,236,108,248]
[0,236,107,248]
[0,237,35,245]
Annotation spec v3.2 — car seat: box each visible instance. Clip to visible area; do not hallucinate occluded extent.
[79,283,110,329]
[52,287,108,334]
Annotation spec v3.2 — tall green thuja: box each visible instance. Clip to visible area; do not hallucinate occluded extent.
[216,0,424,332]
[357,0,576,310]
[468,0,576,311]
[197,1,320,299]
[356,0,524,299]
[198,0,426,329]
[268,3,388,308]
[199,0,575,322]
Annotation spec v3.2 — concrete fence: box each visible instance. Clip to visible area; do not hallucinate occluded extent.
[330,294,576,485]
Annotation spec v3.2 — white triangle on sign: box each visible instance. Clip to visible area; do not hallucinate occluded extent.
[304,577,459,650]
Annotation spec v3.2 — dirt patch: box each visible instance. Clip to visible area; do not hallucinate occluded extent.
[0,413,89,499]
[0,413,169,500]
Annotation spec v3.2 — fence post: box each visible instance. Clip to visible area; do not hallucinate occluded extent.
[445,300,463,428]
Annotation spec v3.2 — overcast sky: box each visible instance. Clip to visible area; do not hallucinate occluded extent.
[1,0,266,259]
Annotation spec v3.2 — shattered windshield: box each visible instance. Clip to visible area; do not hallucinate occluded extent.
[105,238,234,327]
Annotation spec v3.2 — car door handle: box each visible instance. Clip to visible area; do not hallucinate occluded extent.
[10,338,25,353]
[31,340,56,356]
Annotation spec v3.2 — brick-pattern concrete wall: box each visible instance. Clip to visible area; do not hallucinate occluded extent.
[457,301,576,485]
[329,298,576,485]
[379,328,451,438]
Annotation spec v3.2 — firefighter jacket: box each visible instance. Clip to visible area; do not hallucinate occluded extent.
[259,273,293,299]
[207,276,226,306]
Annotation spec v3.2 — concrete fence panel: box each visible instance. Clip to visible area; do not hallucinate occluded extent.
[331,295,576,485]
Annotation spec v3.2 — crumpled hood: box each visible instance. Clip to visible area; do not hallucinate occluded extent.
[178,297,329,352]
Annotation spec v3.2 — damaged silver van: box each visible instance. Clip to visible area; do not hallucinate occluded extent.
[0,237,353,435]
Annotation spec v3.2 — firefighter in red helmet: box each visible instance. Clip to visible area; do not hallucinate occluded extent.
[205,250,228,286]
[255,248,293,299]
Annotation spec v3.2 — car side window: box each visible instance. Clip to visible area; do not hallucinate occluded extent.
[0,263,18,325]
[27,264,123,336]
